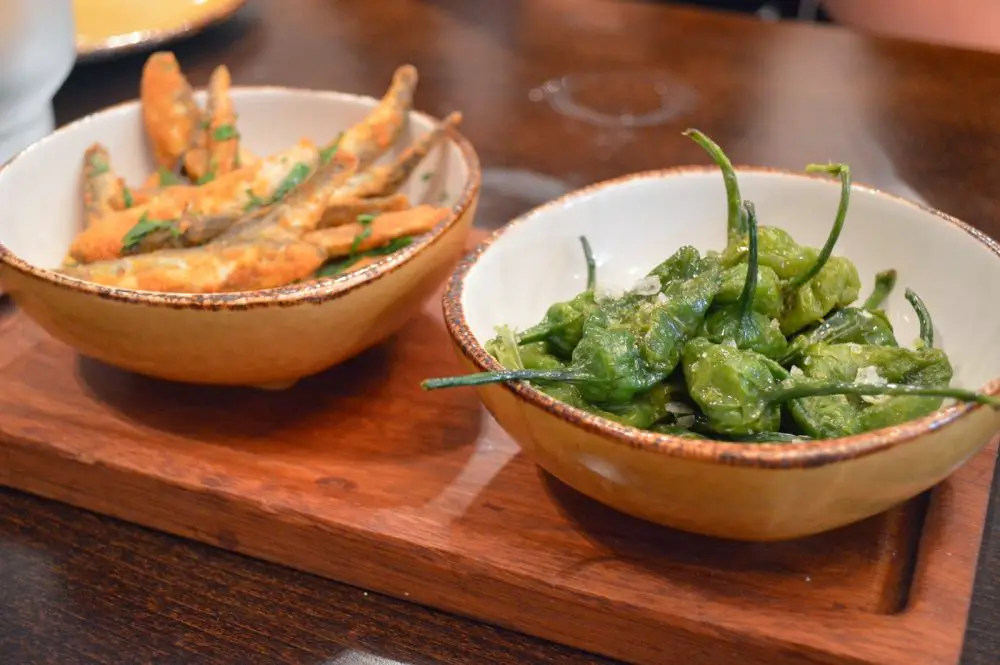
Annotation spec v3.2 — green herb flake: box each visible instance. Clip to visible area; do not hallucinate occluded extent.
[212,124,239,141]
[319,133,344,165]
[196,167,216,186]
[121,214,180,252]
[316,236,414,278]
[269,162,312,203]
[438,189,450,203]
[349,224,374,256]
[88,154,110,176]
[356,213,377,225]
[421,172,433,182]
[200,117,211,130]
[122,186,134,209]
[157,167,184,187]
[244,188,265,211]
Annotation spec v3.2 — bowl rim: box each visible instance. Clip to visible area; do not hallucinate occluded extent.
[0,86,482,311]
[442,165,1000,469]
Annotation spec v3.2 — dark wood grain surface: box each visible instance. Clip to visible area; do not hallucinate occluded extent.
[2,1,998,663]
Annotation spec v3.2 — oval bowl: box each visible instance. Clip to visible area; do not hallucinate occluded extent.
[442,168,1000,541]
[0,87,481,388]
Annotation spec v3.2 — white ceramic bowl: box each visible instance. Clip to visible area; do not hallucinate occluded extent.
[0,87,480,387]
[442,168,1000,540]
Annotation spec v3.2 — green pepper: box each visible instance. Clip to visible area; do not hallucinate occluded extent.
[777,164,861,334]
[435,251,721,405]
[677,337,996,437]
[684,128,746,249]
[719,164,861,335]
[647,245,717,286]
[700,201,788,359]
[714,262,783,318]
[780,269,899,365]
[905,287,934,348]
[516,236,598,358]
[787,341,955,438]
[863,268,898,310]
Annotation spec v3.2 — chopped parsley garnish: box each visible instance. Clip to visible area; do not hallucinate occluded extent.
[316,236,414,278]
[244,188,266,211]
[121,214,180,252]
[88,154,110,175]
[269,162,311,203]
[319,133,344,165]
[122,186,134,209]
[196,168,216,186]
[157,167,184,187]
[421,172,433,182]
[212,124,238,141]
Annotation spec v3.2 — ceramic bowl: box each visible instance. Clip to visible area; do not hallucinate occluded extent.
[442,168,1000,541]
[0,87,480,388]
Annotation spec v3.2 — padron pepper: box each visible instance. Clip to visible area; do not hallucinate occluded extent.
[780,268,899,365]
[699,201,788,359]
[428,248,722,405]
[516,236,598,358]
[787,298,953,439]
[680,337,995,437]
[685,129,747,250]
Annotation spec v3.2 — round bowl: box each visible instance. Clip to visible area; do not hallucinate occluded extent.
[442,168,1000,541]
[0,87,481,388]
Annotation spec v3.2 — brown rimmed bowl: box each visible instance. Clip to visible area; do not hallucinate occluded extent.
[0,87,481,388]
[441,167,1000,541]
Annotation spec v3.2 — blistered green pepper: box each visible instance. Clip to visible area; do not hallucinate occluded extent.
[787,338,954,438]
[700,201,788,359]
[780,269,899,365]
[427,249,722,405]
[685,128,746,249]
[715,262,783,318]
[678,337,992,437]
[648,245,718,286]
[517,236,598,358]
[777,164,861,334]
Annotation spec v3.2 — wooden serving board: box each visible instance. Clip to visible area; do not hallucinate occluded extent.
[0,276,996,665]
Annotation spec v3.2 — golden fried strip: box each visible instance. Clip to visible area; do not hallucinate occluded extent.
[218,150,359,245]
[334,64,418,171]
[62,237,327,293]
[318,194,410,228]
[336,112,461,200]
[304,205,449,258]
[82,144,127,227]
[62,153,360,292]
[140,52,200,170]
[68,142,321,264]
[205,65,240,177]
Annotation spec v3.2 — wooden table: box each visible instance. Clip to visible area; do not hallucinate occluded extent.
[2,1,998,663]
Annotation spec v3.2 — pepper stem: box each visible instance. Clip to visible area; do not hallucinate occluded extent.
[767,382,1000,408]
[683,129,745,247]
[862,269,898,310]
[786,163,851,291]
[904,288,935,348]
[421,369,582,391]
[737,200,759,321]
[580,235,596,292]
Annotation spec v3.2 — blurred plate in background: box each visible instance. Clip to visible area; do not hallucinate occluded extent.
[74,0,246,63]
